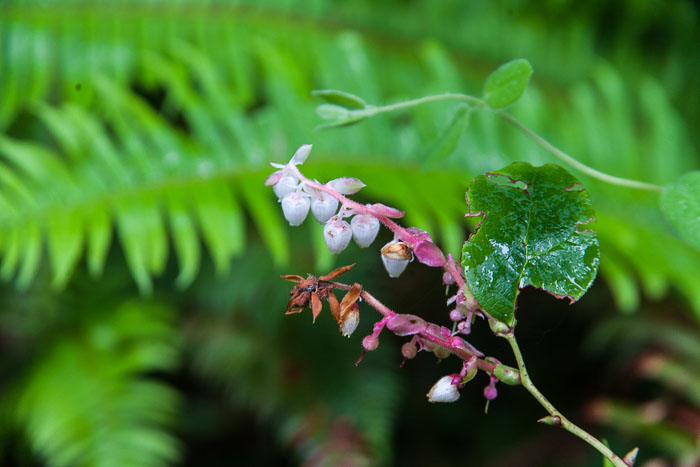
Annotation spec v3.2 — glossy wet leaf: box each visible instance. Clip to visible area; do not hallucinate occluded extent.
[660,171,700,252]
[461,162,600,326]
[483,58,533,109]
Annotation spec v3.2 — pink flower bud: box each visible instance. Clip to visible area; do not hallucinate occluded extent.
[401,341,417,359]
[413,240,446,267]
[362,335,379,351]
[281,192,310,226]
[350,215,380,248]
[484,383,498,400]
[327,177,366,194]
[310,193,339,223]
[449,309,465,322]
[323,218,352,254]
[380,240,412,278]
[427,375,460,403]
[264,171,283,187]
[442,271,455,285]
[273,174,299,199]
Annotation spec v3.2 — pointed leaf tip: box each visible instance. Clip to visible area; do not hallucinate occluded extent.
[290,144,312,165]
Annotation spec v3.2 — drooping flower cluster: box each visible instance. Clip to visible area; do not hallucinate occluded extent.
[266,145,412,277]
[271,145,511,408]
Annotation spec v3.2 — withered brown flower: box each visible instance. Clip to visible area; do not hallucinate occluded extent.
[282,264,363,335]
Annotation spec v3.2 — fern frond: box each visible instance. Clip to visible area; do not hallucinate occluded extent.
[0,1,697,318]
[14,300,180,467]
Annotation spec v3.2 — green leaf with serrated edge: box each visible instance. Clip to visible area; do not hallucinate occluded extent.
[483,58,533,109]
[661,171,700,252]
[422,104,471,169]
[461,163,600,325]
[312,89,367,109]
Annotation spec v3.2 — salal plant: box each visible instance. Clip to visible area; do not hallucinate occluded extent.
[267,59,700,467]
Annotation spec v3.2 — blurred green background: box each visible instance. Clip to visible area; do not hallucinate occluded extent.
[0,0,699,466]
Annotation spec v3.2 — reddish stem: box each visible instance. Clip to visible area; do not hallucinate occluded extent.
[330,281,498,374]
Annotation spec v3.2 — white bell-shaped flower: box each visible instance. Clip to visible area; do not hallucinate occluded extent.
[273,174,299,200]
[323,218,352,254]
[310,193,339,223]
[351,215,380,248]
[380,240,412,278]
[281,192,310,226]
[427,375,460,403]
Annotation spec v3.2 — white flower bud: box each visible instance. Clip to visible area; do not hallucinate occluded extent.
[281,192,310,226]
[380,240,412,278]
[273,174,299,199]
[340,303,360,337]
[351,215,380,248]
[310,193,339,223]
[427,375,460,403]
[323,218,352,254]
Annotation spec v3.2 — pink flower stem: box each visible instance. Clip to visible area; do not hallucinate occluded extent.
[330,281,499,374]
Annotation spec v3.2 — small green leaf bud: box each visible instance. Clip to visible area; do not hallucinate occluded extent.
[493,364,520,386]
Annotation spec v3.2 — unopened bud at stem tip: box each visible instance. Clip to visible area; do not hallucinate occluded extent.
[362,335,379,351]
[484,383,498,400]
[401,341,417,359]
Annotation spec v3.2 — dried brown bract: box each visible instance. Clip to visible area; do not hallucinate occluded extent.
[282,264,360,326]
